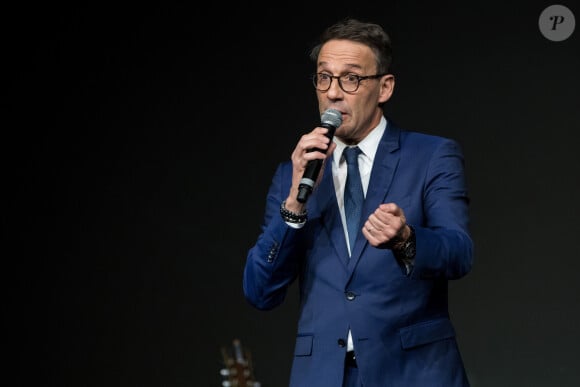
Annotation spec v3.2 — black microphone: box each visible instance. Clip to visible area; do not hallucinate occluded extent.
[296,108,342,203]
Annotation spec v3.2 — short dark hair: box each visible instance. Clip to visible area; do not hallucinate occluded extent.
[310,18,393,74]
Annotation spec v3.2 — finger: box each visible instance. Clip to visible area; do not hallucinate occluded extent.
[303,128,332,148]
[292,134,329,166]
[364,218,388,237]
[362,224,387,247]
[370,209,393,226]
[378,202,402,216]
[366,214,384,232]
[362,224,376,239]
[326,141,337,156]
[366,215,399,241]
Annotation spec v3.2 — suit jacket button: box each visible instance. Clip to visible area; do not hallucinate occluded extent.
[337,338,346,347]
[345,291,356,301]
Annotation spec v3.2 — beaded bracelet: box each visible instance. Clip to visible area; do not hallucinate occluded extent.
[280,200,308,224]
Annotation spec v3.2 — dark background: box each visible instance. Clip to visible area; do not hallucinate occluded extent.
[5,1,580,386]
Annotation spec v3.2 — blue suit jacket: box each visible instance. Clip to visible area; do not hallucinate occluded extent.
[244,120,473,387]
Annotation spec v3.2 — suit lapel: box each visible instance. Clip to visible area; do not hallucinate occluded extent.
[314,160,351,268]
[348,122,401,269]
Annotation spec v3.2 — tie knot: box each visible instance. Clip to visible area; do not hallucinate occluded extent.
[343,146,362,165]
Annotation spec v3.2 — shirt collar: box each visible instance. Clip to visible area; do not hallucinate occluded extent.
[333,115,387,165]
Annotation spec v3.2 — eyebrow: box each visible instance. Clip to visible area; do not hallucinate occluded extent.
[317,63,364,72]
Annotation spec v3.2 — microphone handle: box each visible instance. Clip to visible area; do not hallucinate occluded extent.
[296,123,336,203]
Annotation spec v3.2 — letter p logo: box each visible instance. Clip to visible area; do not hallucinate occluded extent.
[539,5,576,41]
[550,15,566,30]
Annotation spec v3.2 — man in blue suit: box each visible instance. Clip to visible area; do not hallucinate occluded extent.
[243,18,473,387]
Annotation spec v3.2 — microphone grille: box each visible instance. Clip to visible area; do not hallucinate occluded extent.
[321,109,342,128]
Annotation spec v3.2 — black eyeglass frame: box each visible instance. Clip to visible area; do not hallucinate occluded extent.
[311,72,388,92]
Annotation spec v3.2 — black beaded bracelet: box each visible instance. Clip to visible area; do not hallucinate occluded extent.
[280,200,308,224]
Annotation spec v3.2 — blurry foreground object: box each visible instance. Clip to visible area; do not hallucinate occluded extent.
[219,338,261,387]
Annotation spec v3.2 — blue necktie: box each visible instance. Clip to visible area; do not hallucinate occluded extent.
[343,146,364,253]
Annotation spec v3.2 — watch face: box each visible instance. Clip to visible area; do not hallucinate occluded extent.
[403,228,416,258]
[392,226,415,259]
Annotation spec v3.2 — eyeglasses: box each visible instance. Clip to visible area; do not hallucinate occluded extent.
[312,72,387,93]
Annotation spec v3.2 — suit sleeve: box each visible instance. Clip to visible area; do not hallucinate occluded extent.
[242,162,304,310]
[409,138,473,280]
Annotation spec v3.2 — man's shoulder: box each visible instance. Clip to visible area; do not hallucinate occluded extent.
[389,124,454,146]
[402,130,453,143]
[386,118,453,144]
[391,126,462,158]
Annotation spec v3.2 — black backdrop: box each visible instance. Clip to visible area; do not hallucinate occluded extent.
[5,1,580,386]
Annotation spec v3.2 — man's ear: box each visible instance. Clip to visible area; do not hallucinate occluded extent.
[379,74,395,104]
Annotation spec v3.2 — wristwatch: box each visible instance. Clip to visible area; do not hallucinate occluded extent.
[394,225,416,260]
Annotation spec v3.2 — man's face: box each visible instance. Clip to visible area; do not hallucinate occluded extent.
[316,39,394,144]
